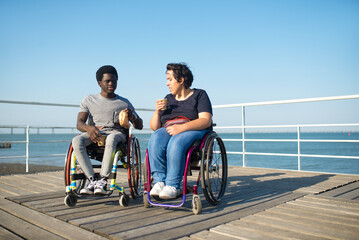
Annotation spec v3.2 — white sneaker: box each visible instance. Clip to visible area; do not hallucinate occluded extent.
[150,182,164,196]
[159,186,181,199]
[94,178,108,195]
[80,178,96,195]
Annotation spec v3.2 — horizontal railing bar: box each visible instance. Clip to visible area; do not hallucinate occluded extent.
[225,151,359,160]
[0,140,72,144]
[0,155,26,159]
[0,141,27,144]
[0,154,66,159]
[0,100,155,111]
[31,140,71,143]
[215,123,359,129]
[300,154,359,159]
[213,94,359,108]
[222,139,359,143]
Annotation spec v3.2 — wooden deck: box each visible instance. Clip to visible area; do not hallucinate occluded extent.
[1,166,358,240]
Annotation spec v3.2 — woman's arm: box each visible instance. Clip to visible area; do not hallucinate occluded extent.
[166,112,212,136]
[150,99,166,131]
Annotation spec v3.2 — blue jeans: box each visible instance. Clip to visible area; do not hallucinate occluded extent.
[148,128,208,189]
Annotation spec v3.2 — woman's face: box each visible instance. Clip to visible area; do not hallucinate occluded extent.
[166,70,183,95]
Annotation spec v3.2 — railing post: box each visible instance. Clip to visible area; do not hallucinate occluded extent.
[242,106,246,167]
[26,125,30,172]
[297,125,301,171]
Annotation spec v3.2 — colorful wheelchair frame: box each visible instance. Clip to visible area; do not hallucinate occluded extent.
[143,131,228,215]
[64,134,142,207]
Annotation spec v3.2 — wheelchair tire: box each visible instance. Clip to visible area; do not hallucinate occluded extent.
[64,194,77,207]
[64,143,86,196]
[127,135,142,199]
[200,132,228,205]
[192,195,202,215]
[119,192,130,206]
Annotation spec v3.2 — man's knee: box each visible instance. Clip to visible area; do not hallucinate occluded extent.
[72,135,83,148]
[105,133,125,146]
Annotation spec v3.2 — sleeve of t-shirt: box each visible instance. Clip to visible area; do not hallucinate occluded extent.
[197,90,213,115]
[79,97,90,113]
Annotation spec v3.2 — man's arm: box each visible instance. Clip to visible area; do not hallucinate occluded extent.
[128,110,143,130]
[76,112,103,142]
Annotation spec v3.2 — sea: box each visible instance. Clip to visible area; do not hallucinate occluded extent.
[0,132,358,175]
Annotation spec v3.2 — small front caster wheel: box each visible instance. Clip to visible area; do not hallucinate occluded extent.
[192,195,202,215]
[119,193,130,206]
[64,194,77,207]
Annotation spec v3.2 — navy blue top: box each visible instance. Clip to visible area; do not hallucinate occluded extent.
[160,89,213,127]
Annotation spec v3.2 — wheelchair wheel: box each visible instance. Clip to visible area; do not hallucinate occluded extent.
[64,194,77,207]
[119,192,130,206]
[127,135,142,199]
[64,143,86,196]
[200,132,228,205]
[192,195,202,215]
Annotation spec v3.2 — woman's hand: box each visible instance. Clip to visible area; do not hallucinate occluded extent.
[155,99,166,112]
[150,99,166,131]
[166,124,186,136]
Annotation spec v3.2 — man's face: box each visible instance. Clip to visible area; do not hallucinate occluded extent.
[98,73,117,95]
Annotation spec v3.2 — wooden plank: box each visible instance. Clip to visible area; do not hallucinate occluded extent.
[0,209,64,240]
[0,180,35,195]
[274,201,359,222]
[268,204,359,227]
[0,226,23,240]
[210,224,284,240]
[226,219,328,240]
[243,211,358,240]
[189,230,240,240]
[0,198,107,240]
[320,181,359,200]
[108,191,303,239]
[289,198,359,216]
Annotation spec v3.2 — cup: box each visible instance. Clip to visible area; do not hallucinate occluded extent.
[97,135,107,146]
[161,99,168,110]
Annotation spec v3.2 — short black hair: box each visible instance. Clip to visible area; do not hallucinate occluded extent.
[96,65,118,82]
[166,63,193,89]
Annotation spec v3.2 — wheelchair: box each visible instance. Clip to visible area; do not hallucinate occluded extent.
[64,131,142,207]
[143,130,228,215]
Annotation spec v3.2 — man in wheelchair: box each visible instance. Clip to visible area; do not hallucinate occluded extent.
[72,65,143,195]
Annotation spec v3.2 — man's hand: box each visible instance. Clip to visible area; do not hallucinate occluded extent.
[86,125,104,143]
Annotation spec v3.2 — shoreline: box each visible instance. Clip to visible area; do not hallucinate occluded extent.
[0,163,63,175]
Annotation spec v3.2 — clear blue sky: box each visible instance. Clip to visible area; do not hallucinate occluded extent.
[0,0,358,131]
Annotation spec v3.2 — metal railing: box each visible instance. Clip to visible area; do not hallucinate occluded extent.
[213,94,359,172]
[1,95,359,174]
[0,126,77,172]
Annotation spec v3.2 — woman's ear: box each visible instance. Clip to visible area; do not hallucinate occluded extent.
[179,77,185,85]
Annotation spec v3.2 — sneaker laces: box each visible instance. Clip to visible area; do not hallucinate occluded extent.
[96,178,107,189]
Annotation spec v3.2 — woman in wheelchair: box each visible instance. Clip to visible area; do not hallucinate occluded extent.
[72,65,143,195]
[148,63,213,199]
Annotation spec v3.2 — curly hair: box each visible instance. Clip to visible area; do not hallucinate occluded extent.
[96,65,118,82]
[166,63,193,89]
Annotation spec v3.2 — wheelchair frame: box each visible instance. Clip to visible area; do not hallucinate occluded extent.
[143,131,228,214]
[64,134,142,207]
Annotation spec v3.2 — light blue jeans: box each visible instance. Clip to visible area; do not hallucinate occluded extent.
[148,127,208,189]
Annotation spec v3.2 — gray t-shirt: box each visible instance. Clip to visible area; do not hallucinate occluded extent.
[79,93,137,131]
